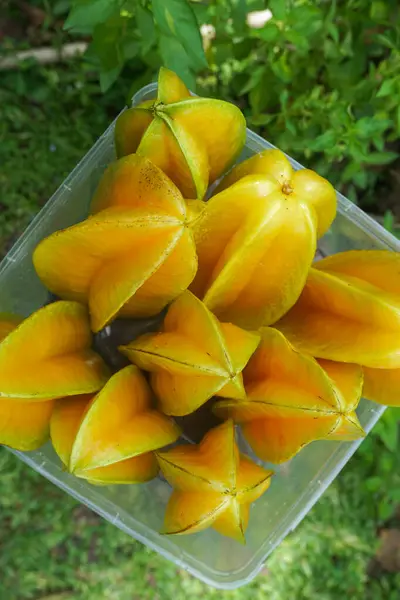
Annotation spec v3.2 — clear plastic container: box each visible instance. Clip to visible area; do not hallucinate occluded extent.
[1,83,400,590]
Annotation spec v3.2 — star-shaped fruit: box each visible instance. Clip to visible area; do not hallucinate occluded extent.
[114,67,246,199]
[363,366,400,406]
[157,420,273,542]
[0,301,109,401]
[120,291,260,416]
[33,155,198,332]
[50,366,180,484]
[190,150,334,328]
[0,314,53,451]
[215,148,336,237]
[276,250,400,368]
[215,328,365,464]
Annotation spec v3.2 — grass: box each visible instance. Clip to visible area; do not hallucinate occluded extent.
[0,53,399,600]
[1,442,399,600]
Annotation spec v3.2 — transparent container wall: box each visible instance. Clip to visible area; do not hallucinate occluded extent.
[1,83,400,590]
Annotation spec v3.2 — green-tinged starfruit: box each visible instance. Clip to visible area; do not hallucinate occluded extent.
[214,328,365,464]
[276,250,400,368]
[119,291,260,416]
[114,67,246,199]
[157,420,273,542]
[50,365,180,484]
[190,156,328,328]
[0,314,54,451]
[0,301,109,401]
[33,157,198,332]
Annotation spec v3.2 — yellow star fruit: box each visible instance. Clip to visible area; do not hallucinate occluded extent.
[276,250,400,368]
[33,156,198,332]
[215,328,364,464]
[50,366,180,485]
[120,291,260,416]
[190,149,336,328]
[157,420,273,542]
[114,67,246,199]
[0,303,108,451]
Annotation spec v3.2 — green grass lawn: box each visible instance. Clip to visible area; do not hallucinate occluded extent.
[0,58,399,600]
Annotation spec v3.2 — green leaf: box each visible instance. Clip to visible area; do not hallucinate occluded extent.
[231,0,247,33]
[92,20,123,71]
[363,151,399,165]
[327,22,339,44]
[378,499,395,521]
[158,33,197,89]
[64,0,118,33]
[365,476,382,493]
[152,0,207,71]
[240,66,265,95]
[249,78,271,115]
[377,79,397,98]
[354,117,392,138]
[269,0,286,21]
[255,23,280,42]
[121,38,140,61]
[53,0,71,15]
[370,0,389,21]
[137,6,157,55]
[307,130,337,152]
[99,64,123,92]
[383,210,395,232]
[352,169,369,189]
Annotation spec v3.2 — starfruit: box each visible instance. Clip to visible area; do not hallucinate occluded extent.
[215,148,336,237]
[114,67,246,199]
[157,420,273,542]
[276,250,400,368]
[120,291,260,416]
[33,156,198,332]
[363,367,400,407]
[0,314,53,451]
[50,366,180,484]
[0,301,108,400]
[190,149,336,329]
[215,328,365,464]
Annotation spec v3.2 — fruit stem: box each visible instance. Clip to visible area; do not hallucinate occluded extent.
[282,182,294,195]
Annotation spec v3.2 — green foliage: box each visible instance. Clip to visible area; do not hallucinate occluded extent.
[357,408,400,522]
[64,0,400,212]
[0,55,132,257]
[202,0,400,207]
[64,0,207,90]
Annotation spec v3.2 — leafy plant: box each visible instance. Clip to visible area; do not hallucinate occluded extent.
[63,0,400,213]
[64,0,207,91]
[357,407,400,522]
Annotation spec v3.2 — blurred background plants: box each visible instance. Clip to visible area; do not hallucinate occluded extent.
[1,0,400,598]
[62,0,400,214]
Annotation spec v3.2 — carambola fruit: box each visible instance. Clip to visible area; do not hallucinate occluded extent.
[120,291,260,416]
[0,314,53,451]
[157,420,273,541]
[114,67,246,199]
[50,366,180,484]
[190,149,336,328]
[0,301,108,400]
[363,366,400,407]
[276,250,400,368]
[215,328,365,464]
[216,148,336,237]
[33,155,198,332]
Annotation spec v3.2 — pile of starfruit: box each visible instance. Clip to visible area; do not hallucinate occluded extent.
[2,68,400,543]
